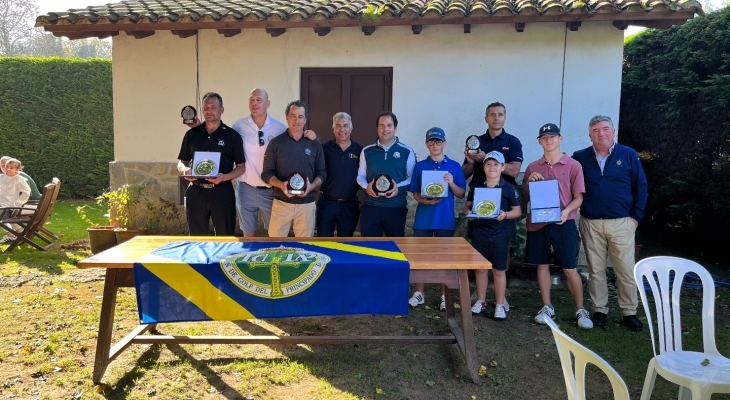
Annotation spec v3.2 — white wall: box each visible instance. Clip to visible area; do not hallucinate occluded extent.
[112,22,623,166]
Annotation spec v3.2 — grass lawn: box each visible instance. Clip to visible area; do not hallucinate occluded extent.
[1,201,729,399]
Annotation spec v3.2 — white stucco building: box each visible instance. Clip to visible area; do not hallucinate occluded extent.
[36,0,701,215]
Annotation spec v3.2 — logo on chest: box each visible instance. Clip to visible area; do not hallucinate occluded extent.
[616,159,623,166]
[305,148,311,156]
[393,152,401,159]
[218,140,225,146]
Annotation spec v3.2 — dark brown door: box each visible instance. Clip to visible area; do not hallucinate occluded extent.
[301,67,392,146]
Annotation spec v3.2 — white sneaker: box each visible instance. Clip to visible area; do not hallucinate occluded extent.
[575,309,593,330]
[494,304,507,321]
[471,300,486,315]
[0,235,13,244]
[408,291,424,307]
[502,299,510,312]
[439,295,446,311]
[534,305,556,324]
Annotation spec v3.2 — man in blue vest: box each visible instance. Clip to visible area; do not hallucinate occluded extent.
[573,115,648,331]
[356,112,416,237]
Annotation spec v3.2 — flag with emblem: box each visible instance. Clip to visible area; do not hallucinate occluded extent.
[133,241,410,323]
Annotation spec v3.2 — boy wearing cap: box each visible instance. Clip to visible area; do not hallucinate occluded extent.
[408,127,467,310]
[523,123,592,329]
[461,151,521,320]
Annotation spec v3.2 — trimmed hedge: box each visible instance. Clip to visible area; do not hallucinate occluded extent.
[620,7,730,259]
[0,57,113,198]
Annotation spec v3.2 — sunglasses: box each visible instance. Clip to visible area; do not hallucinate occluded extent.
[258,131,264,146]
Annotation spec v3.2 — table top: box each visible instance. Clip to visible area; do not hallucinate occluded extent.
[78,236,491,270]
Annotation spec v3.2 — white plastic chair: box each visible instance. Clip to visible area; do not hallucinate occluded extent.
[545,318,631,400]
[634,256,730,400]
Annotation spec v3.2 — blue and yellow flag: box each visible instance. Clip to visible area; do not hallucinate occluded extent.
[133,241,410,323]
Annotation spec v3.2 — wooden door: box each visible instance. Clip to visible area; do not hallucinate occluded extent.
[301,67,392,146]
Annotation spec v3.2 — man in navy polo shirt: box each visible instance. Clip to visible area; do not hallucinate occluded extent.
[462,102,523,187]
[356,111,416,237]
[177,92,246,235]
[316,112,363,237]
[573,115,648,331]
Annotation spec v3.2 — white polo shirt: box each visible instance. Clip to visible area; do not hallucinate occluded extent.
[231,114,287,188]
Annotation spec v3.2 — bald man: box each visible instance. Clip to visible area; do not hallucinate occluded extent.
[230,88,316,236]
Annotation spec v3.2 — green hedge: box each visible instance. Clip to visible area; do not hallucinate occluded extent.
[0,57,112,198]
[620,7,730,259]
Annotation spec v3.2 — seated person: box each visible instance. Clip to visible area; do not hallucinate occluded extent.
[0,158,31,243]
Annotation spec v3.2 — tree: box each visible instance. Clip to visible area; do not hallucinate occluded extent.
[0,0,38,55]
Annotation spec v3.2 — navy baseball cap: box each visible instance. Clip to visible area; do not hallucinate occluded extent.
[485,151,505,164]
[425,127,446,142]
[537,123,561,138]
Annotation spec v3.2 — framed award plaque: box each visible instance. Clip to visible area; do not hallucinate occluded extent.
[190,151,221,178]
[466,187,501,219]
[287,172,307,195]
[529,180,561,223]
[373,174,394,197]
[420,170,447,199]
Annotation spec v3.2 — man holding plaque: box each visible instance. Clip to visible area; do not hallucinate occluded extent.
[573,115,648,331]
[316,112,363,237]
[356,111,417,237]
[177,92,246,236]
[523,123,593,330]
[261,100,326,237]
[230,88,318,237]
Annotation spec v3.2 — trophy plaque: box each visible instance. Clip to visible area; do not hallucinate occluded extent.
[190,151,221,178]
[287,172,306,195]
[466,187,501,219]
[466,135,481,155]
[373,174,394,197]
[181,105,197,124]
[420,170,448,199]
[529,180,561,223]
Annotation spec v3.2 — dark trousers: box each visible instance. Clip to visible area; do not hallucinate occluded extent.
[359,204,407,237]
[316,195,360,237]
[185,183,236,236]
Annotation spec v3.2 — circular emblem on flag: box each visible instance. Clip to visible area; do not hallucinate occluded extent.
[220,246,330,298]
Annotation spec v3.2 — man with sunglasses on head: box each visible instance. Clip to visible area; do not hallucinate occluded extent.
[229,88,316,237]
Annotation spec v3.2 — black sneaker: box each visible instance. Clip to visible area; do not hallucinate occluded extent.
[621,315,643,331]
[591,312,608,328]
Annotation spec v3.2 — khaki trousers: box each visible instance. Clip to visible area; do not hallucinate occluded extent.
[268,199,316,238]
[579,217,638,316]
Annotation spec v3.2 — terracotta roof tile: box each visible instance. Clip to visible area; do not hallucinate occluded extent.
[35,0,703,38]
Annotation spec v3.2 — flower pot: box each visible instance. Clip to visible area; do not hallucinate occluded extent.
[88,226,117,254]
[114,228,148,245]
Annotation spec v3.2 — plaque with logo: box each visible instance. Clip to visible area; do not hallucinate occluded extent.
[421,170,447,199]
[466,135,481,155]
[466,188,501,219]
[181,105,197,124]
[190,151,221,178]
[529,179,561,223]
[287,172,307,195]
[373,174,394,197]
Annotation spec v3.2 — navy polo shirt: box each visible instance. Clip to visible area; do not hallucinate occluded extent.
[321,139,363,200]
[463,129,523,186]
[177,122,245,174]
[467,177,519,235]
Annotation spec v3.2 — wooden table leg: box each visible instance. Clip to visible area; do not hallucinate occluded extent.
[93,269,120,384]
[457,269,480,383]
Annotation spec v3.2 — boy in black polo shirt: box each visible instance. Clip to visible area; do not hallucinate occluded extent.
[462,151,521,320]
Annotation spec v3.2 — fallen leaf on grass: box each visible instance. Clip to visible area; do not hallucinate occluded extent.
[408,326,414,332]
[375,388,384,395]
[535,354,540,358]
[701,358,710,367]
[95,384,106,393]
[472,396,477,399]
[425,380,435,387]
[491,360,498,367]
[478,365,487,376]
[454,303,460,309]
[425,305,431,310]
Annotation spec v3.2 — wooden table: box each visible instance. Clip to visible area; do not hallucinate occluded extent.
[78,236,491,384]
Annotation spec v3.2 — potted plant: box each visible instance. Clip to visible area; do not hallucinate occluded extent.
[97,184,148,244]
[77,205,117,254]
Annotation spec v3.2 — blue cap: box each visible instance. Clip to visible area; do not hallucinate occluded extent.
[485,151,505,164]
[425,127,446,142]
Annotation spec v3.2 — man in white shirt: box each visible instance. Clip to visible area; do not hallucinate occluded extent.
[231,89,316,236]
